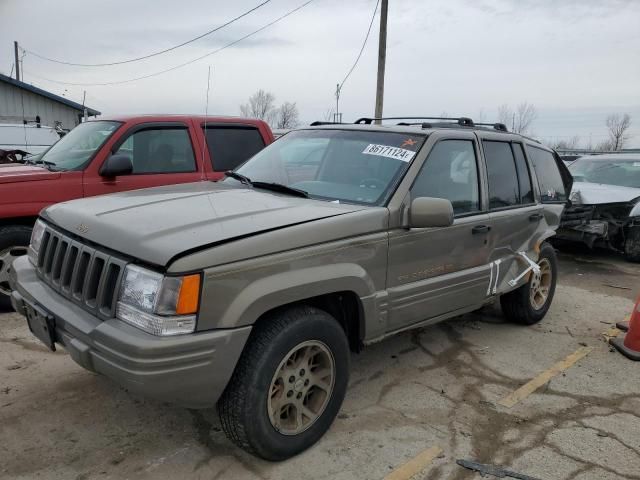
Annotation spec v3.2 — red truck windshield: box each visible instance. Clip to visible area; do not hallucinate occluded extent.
[39,121,121,170]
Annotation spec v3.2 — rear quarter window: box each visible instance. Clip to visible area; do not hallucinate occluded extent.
[204,126,266,171]
[527,145,567,203]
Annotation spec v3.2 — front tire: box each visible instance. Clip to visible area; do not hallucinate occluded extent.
[218,306,350,461]
[500,242,558,325]
[0,225,32,311]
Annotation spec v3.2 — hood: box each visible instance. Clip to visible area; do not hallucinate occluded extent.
[570,182,640,205]
[42,182,368,267]
[0,164,61,184]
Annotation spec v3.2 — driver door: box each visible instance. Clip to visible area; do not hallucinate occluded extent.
[83,122,202,197]
[386,134,493,332]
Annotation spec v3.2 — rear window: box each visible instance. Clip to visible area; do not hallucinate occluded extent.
[204,126,265,171]
[527,146,567,203]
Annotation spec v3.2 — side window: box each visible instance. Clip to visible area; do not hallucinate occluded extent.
[114,127,196,174]
[512,143,534,204]
[483,140,520,209]
[527,146,567,203]
[204,126,265,171]
[412,139,480,215]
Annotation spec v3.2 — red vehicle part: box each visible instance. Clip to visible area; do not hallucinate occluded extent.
[0,115,273,306]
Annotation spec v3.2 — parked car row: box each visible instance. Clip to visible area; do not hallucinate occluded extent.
[6,115,572,460]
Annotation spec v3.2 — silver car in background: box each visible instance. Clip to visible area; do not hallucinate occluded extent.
[557,154,640,262]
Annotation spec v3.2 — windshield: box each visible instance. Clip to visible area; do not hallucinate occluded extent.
[39,121,121,170]
[230,129,426,205]
[569,157,640,189]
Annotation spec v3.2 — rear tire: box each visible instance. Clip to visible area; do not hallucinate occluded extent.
[624,226,640,263]
[0,225,32,311]
[218,306,350,461]
[500,242,558,325]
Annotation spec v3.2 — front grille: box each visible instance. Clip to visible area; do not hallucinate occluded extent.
[37,225,127,319]
[560,205,595,227]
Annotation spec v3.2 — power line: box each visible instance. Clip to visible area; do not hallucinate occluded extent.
[22,0,272,67]
[338,0,380,92]
[23,0,317,87]
[331,0,380,122]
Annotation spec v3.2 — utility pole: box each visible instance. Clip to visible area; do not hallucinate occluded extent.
[14,41,20,81]
[374,0,388,125]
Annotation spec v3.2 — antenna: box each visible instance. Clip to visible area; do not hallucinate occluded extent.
[201,66,212,174]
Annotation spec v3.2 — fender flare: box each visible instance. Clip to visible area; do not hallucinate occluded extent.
[213,263,376,329]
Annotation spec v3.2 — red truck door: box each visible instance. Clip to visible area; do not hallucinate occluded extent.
[196,121,270,181]
[83,121,204,196]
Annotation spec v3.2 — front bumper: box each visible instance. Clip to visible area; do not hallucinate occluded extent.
[9,256,251,408]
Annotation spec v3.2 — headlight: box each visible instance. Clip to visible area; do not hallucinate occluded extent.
[116,265,201,336]
[28,219,47,265]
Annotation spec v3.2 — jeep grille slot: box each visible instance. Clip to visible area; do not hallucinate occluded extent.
[37,231,51,268]
[60,246,78,290]
[51,240,68,282]
[98,263,122,316]
[34,224,128,320]
[72,251,90,299]
[43,236,58,276]
[85,256,105,306]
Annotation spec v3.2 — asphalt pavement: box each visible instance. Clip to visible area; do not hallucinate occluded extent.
[1,246,639,480]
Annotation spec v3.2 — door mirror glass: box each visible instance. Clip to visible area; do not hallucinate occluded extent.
[409,197,454,228]
[100,153,133,177]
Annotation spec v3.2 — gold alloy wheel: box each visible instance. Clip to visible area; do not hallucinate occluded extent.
[0,246,28,296]
[530,258,552,310]
[267,340,335,436]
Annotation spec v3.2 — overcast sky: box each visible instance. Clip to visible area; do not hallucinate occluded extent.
[1,0,639,147]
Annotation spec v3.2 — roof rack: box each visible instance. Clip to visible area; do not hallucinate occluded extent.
[309,121,345,126]
[354,116,475,126]
[475,122,509,132]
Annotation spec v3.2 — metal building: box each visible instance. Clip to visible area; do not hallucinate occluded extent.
[0,72,100,130]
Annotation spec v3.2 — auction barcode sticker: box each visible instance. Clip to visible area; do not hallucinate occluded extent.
[362,144,416,162]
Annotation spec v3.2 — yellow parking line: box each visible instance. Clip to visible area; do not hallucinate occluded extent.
[498,346,594,408]
[384,446,443,480]
[603,327,621,340]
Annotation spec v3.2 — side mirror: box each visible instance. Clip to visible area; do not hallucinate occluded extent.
[409,197,454,228]
[100,154,133,178]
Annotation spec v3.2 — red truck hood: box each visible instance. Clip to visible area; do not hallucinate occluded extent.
[0,164,61,184]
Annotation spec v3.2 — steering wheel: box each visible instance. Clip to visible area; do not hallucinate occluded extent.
[359,178,386,190]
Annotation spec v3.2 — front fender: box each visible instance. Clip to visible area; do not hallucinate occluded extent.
[199,263,376,330]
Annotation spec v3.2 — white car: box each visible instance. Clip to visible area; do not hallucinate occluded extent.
[0,124,62,157]
[557,153,640,262]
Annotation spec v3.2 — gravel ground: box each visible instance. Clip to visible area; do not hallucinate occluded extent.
[1,247,639,480]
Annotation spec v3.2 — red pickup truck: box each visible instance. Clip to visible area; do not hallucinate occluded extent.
[0,114,274,307]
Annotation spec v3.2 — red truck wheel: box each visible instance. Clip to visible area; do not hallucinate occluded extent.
[0,226,32,310]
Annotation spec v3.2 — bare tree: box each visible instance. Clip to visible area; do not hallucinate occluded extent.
[605,113,632,150]
[596,139,615,152]
[240,89,276,123]
[514,102,537,135]
[275,102,300,129]
[550,136,581,150]
[497,104,511,127]
[496,102,537,134]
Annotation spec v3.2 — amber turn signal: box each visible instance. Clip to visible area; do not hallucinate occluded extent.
[176,274,201,315]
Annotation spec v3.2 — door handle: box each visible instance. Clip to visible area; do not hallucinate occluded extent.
[529,213,543,222]
[472,225,491,234]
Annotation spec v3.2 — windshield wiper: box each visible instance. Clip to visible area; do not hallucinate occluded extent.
[252,182,309,198]
[224,170,252,185]
[224,171,308,198]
